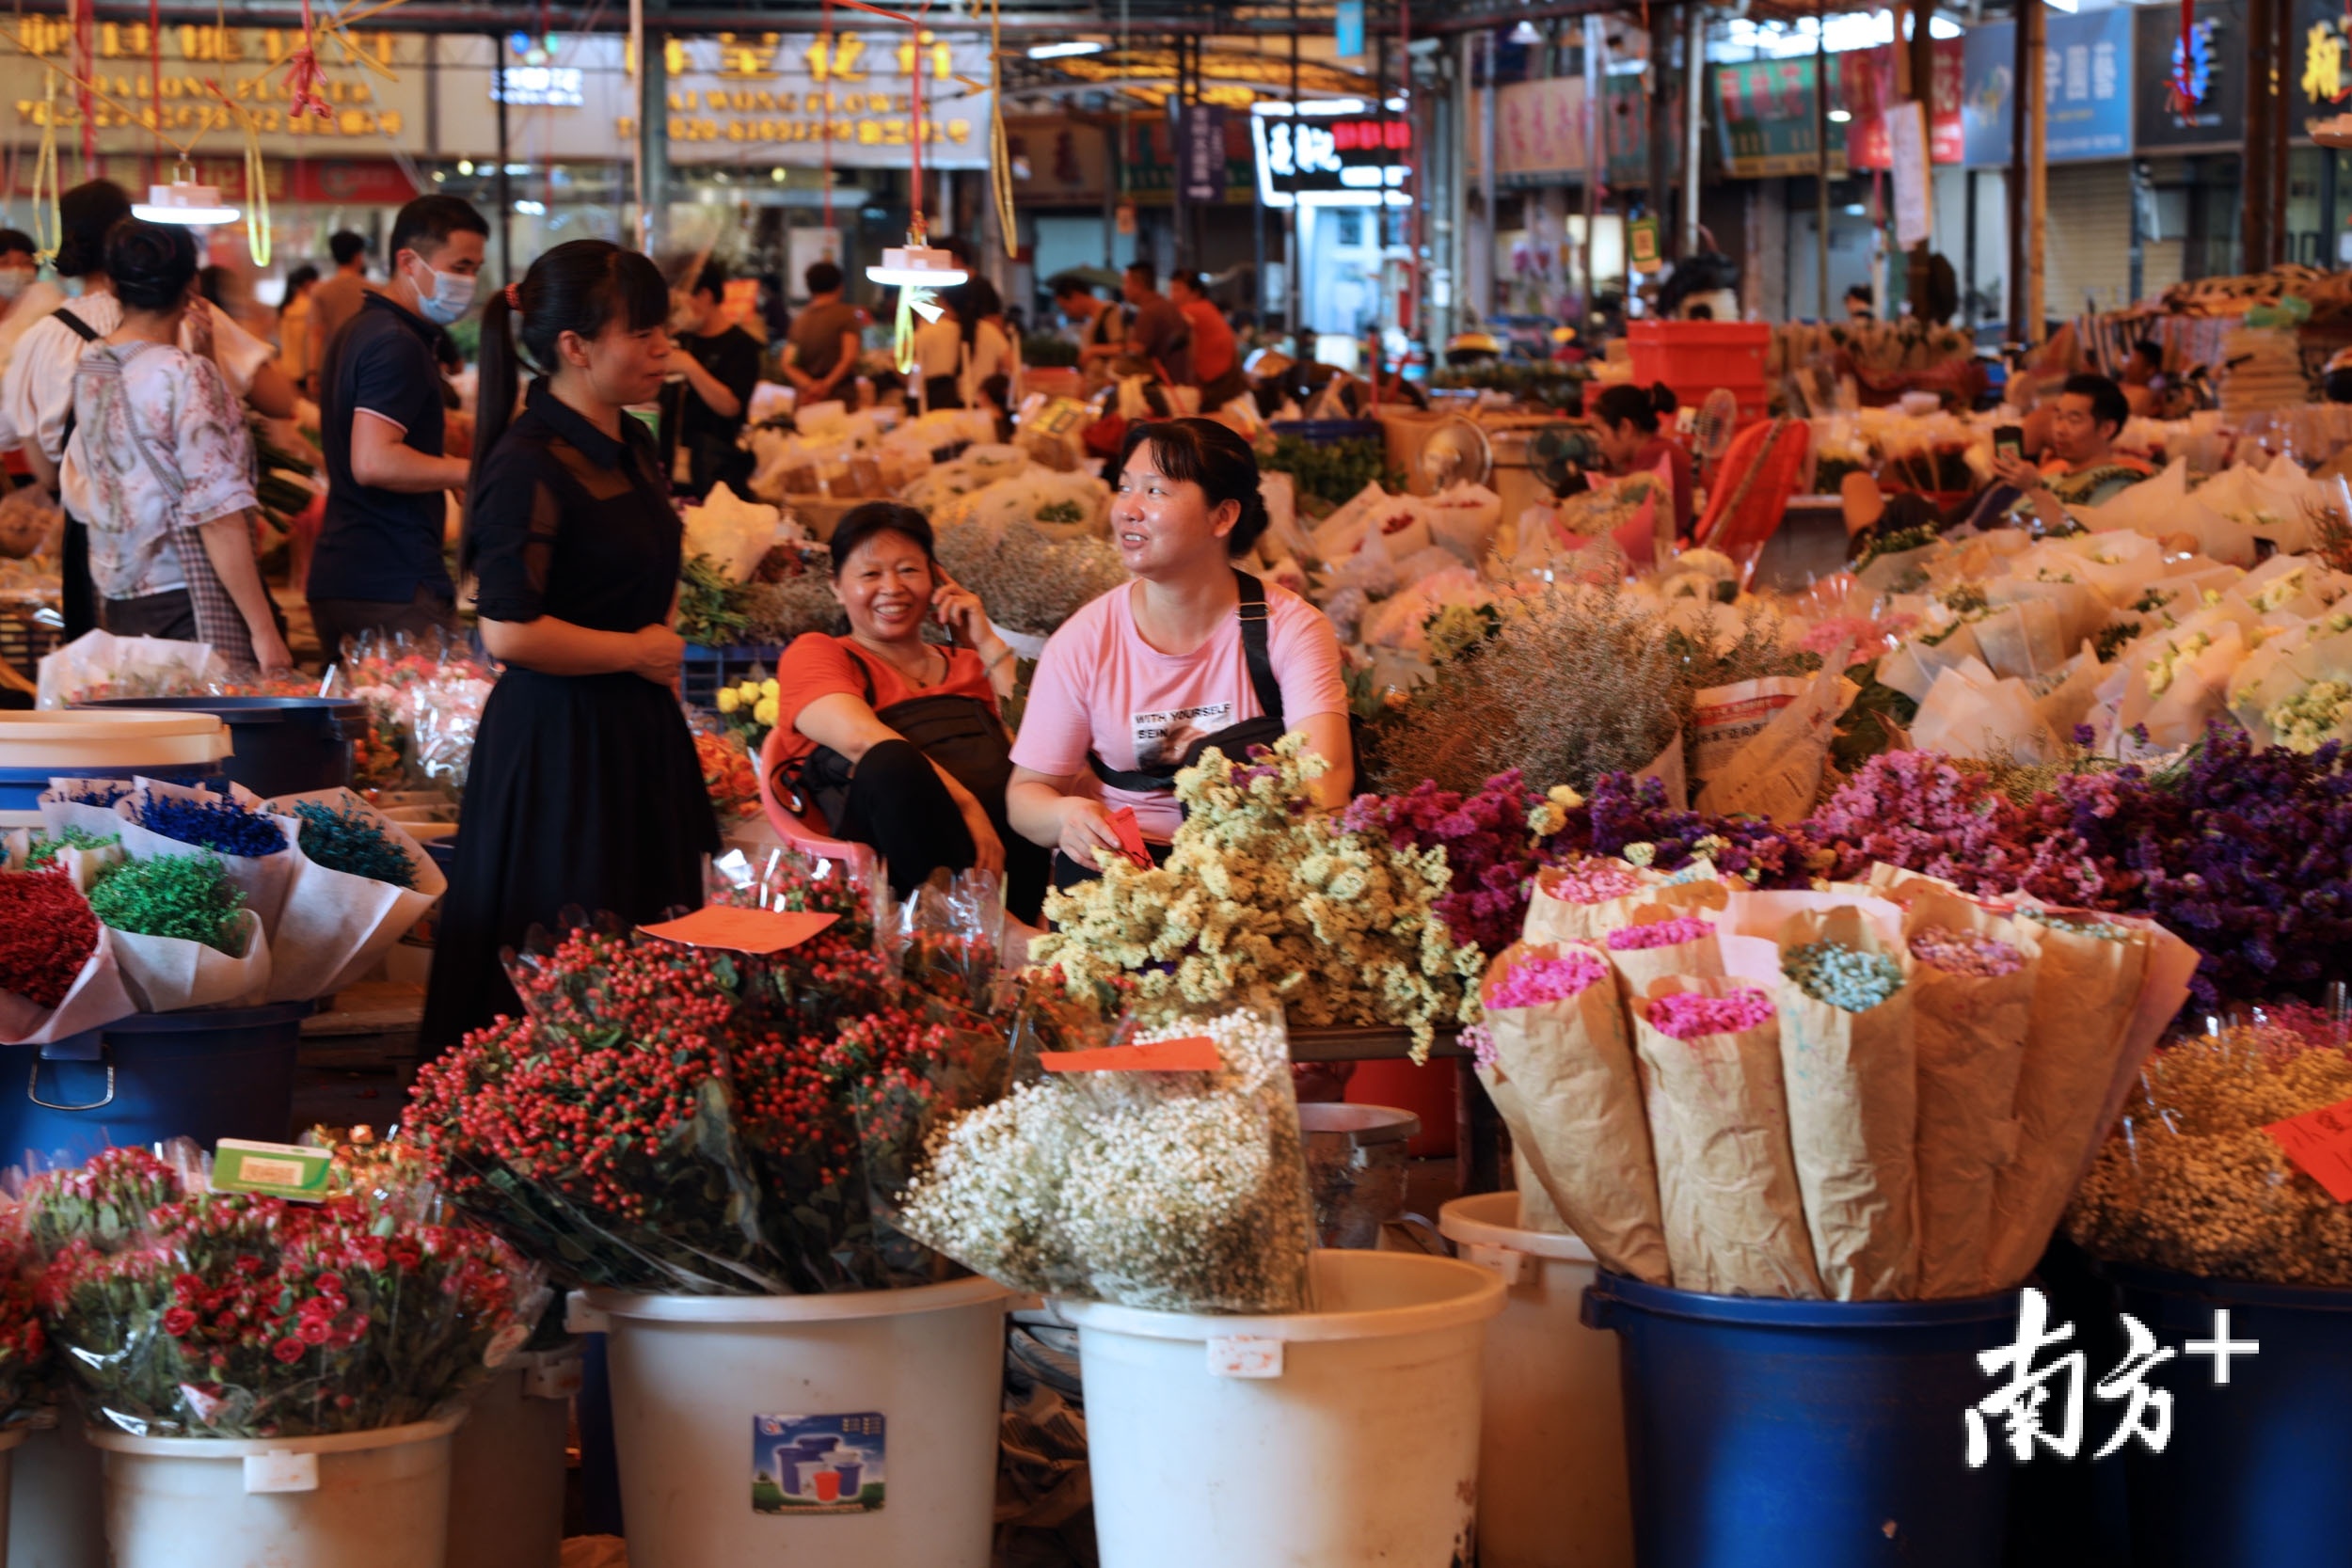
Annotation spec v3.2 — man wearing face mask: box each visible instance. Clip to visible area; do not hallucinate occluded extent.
[0,230,62,379]
[308,195,486,661]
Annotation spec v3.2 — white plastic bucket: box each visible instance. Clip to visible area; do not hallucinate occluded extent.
[8,1416,105,1568]
[1439,1191,1635,1568]
[88,1416,460,1568]
[1056,1248,1505,1568]
[447,1346,582,1568]
[580,1275,1010,1568]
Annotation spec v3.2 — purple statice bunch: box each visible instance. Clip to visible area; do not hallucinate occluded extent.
[1343,771,1544,957]
[133,792,287,859]
[1549,773,1812,889]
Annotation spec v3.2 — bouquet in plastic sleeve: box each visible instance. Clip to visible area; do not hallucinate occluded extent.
[897,997,1316,1314]
[1471,942,1669,1282]
[2067,1022,2352,1286]
[83,852,270,1012]
[33,629,225,708]
[334,631,497,798]
[886,867,1006,1014]
[23,1146,541,1439]
[260,789,445,1002]
[0,870,134,1045]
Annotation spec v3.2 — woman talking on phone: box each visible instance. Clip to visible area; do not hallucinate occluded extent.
[421,241,718,1050]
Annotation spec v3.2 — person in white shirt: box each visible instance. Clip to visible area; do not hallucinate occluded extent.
[0,229,64,396]
[0,181,294,637]
[71,218,288,673]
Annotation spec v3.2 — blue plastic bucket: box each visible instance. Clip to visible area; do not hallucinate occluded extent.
[74,697,370,800]
[1581,1273,2019,1568]
[0,1001,312,1165]
[2106,1262,2352,1568]
[0,761,217,816]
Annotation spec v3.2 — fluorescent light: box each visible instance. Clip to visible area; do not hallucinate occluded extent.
[514,198,547,215]
[1297,98,1364,116]
[1929,15,1962,38]
[1508,20,1541,43]
[1605,58,1648,74]
[1827,107,1852,123]
[866,243,967,288]
[1843,202,1867,215]
[1027,40,1104,58]
[134,182,238,227]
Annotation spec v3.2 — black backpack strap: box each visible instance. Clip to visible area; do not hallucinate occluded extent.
[53,308,98,343]
[52,308,99,474]
[1233,568,1282,725]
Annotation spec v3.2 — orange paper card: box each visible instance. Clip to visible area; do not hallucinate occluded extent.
[2264,1095,2352,1203]
[1108,807,1153,870]
[640,906,839,956]
[1040,1036,1222,1073]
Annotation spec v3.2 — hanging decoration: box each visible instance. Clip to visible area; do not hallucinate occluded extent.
[2169,2,2208,113]
[27,70,60,264]
[985,0,1014,258]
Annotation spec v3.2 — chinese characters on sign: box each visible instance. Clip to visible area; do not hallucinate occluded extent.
[1712,57,1849,180]
[1965,1289,2258,1468]
[616,31,993,168]
[1251,109,1412,207]
[1959,8,2133,166]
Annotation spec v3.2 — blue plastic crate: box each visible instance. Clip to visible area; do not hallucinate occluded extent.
[682,643,790,710]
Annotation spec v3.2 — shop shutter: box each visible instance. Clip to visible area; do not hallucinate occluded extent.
[2042,164,2136,317]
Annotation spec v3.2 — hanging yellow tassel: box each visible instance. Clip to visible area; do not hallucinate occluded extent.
[28,70,59,265]
[241,114,269,266]
[892,282,946,375]
[987,0,1014,258]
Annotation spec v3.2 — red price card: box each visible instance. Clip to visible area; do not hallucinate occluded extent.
[2264,1095,2352,1203]
[1106,807,1153,869]
[640,906,839,956]
[1040,1037,1222,1074]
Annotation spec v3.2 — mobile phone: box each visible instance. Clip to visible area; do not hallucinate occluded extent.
[1994,425,2025,462]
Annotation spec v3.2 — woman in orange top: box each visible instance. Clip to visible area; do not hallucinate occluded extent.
[770,501,1047,918]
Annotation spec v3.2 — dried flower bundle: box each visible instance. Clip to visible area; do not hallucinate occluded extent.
[87,854,247,956]
[291,801,417,889]
[934,517,1130,638]
[0,872,98,1008]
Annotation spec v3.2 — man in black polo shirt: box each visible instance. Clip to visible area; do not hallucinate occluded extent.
[307,194,486,661]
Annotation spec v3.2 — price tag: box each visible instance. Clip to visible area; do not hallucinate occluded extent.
[640,906,839,955]
[1107,807,1153,870]
[2264,1095,2352,1202]
[213,1139,332,1202]
[243,1449,318,1494]
[1040,1037,1221,1073]
[1207,1336,1284,1379]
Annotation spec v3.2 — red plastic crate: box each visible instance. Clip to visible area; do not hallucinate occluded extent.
[1629,322,1772,425]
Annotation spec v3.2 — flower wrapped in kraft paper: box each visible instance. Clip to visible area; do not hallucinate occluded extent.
[1473,942,1671,1282]
[1630,977,1825,1298]
[1522,857,1727,947]
[1902,893,2040,1299]
[22,1146,544,1440]
[1980,907,2200,1291]
[0,869,134,1045]
[260,789,446,1002]
[75,778,300,936]
[1602,910,1726,997]
[897,998,1316,1314]
[1774,907,1919,1302]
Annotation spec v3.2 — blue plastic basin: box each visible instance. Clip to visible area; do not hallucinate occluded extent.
[0,1000,312,1165]
[1582,1272,2019,1567]
[2106,1262,2352,1568]
[73,697,369,800]
[0,761,217,815]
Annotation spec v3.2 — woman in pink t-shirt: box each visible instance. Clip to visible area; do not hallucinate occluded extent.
[1008,419,1351,882]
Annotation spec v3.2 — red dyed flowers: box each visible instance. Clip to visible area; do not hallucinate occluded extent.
[0,871,98,1010]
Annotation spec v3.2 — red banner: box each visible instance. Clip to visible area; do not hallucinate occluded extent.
[1841,38,1964,168]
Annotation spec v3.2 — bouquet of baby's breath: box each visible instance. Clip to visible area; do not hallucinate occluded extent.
[2067,1025,2352,1286]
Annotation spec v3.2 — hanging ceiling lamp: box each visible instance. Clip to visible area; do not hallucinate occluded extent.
[134,161,238,227]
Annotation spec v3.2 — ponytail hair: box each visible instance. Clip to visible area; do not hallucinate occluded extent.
[1117,417,1272,558]
[466,239,670,537]
[1591,380,1678,436]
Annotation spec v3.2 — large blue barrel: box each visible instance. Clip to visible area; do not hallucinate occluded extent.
[1582,1272,2019,1568]
[2106,1262,2352,1568]
[0,1001,311,1164]
[75,696,369,800]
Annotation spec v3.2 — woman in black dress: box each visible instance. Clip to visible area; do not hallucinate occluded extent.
[421,240,718,1051]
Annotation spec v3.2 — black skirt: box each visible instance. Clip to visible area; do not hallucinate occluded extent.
[421,667,719,1052]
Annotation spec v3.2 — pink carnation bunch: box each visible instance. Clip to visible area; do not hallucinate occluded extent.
[1607,915,1714,952]
[1486,949,1611,1010]
[1645,988,1775,1039]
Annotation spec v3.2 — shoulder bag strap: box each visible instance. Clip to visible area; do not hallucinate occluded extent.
[1232,569,1282,723]
[53,308,99,465]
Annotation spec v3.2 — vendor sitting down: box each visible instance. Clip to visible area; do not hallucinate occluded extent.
[1844,372,2151,558]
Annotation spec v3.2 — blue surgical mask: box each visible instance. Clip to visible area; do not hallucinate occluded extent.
[413,262,476,326]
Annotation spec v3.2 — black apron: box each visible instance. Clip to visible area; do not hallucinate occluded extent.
[788,644,1013,833]
[1086,569,1285,800]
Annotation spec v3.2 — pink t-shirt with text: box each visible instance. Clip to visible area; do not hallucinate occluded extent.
[1010,580,1348,843]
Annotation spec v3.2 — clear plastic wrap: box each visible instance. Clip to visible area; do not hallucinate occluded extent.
[896,996,1317,1314]
[19,1144,543,1440]
[886,866,1005,1013]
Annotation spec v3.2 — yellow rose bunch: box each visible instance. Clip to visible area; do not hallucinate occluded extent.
[1030,733,1484,1059]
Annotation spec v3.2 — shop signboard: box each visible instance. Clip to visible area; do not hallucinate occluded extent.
[2292,0,2352,132]
[0,20,426,155]
[1712,56,1849,179]
[1178,104,1226,204]
[1000,114,1253,207]
[1335,0,1366,65]
[1842,38,1963,170]
[2134,1,2242,151]
[1960,10,2131,167]
[1251,106,1412,207]
[1485,73,1672,187]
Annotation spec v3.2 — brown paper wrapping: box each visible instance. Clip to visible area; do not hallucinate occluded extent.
[1523,866,1726,946]
[1632,975,1824,1298]
[1983,914,2149,1291]
[1902,894,2040,1299]
[1511,1150,1572,1233]
[1475,942,1671,1283]
[1603,907,1725,999]
[1775,907,1919,1301]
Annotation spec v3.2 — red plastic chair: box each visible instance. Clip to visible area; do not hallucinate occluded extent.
[755,723,866,868]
